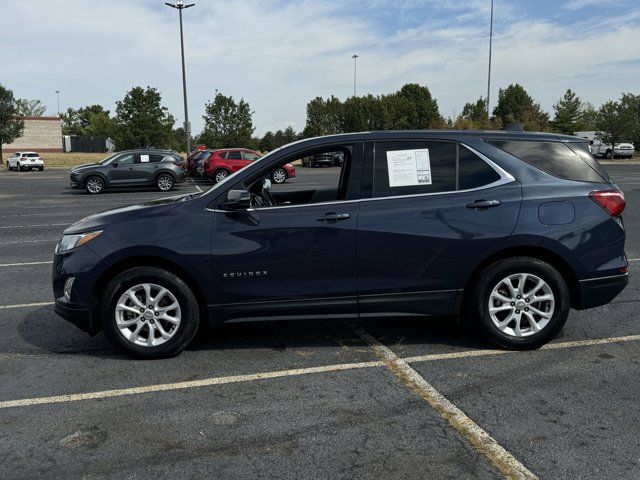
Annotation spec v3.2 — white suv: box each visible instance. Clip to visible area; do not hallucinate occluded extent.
[6,152,45,171]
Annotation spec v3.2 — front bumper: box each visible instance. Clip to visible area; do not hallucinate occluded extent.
[55,299,95,334]
[576,272,628,309]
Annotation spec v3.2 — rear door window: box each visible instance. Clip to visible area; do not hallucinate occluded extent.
[487,140,609,183]
[373,141,501,198]
[226,151,243,160]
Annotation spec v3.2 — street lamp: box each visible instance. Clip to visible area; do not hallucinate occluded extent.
[165,0,195,154]
[352,54,359,97]
[486,0,494,116]
[55,90,60,117]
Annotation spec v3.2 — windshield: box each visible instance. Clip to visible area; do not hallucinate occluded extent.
[99,153,120,165]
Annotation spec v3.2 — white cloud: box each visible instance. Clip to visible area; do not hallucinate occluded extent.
[564,0,626,11]
[1,0,639,137]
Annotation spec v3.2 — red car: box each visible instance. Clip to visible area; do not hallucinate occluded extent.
[203,148,296,184]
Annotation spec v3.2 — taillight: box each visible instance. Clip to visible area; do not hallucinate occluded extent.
[589,190,625,217]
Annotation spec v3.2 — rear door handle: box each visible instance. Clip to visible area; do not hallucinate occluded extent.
[317,212,351,222]
[466,199,501,209]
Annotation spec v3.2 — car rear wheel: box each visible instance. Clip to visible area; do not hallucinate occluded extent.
[85,176,105,194]
[271,168,287,184]
[17,162,22,171]
[213,169,229,183]
[156,173,174,192]
[38,166,44,172]
[101,267,200,358]
[468,257,570,349]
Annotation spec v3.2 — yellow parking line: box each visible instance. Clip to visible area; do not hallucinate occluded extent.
[355,328,538,480]
[0,334,638,411]
[0,302,54,310]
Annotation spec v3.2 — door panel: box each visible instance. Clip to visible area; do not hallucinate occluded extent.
[211,203,359,319]
[357,138,521,316]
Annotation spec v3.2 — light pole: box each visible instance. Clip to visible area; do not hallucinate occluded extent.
[165,0,194,154]
[352,54,359,97]
[486,0,494,116]
[55,90,60,116]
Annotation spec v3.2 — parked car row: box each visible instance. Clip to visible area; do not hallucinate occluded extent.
[187,148,296,184]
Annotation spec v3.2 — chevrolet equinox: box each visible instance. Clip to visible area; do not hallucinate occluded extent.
[53,131,628,358]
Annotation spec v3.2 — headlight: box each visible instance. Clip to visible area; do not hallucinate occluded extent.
[55,230,103,254]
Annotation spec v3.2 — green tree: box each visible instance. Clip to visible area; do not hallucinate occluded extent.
[493,84,549,131]
[15,98,47,117]
[303,96,343,137]
[259,131,276,151]
[596,101,626,151]
[61,107,82,135]
[579,102,599,131]
[395,83,440,129]
[619,93,640,151]
[114,86,175,149]
[552,89,582,134]
[0,84,25,164]
[200,91,254,148]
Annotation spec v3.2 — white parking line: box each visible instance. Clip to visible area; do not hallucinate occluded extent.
[0,302,54,310]
[0,223,68,229]
[354,328,538,479]
[0,360,383,409]
[0,261,53,268]
[0,239,57,245]
[628,258,640,262]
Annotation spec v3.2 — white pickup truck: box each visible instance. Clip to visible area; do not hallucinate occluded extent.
[574,131,635,159]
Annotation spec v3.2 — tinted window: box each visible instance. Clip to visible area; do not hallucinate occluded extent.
[149,154,165,163]
[374,141,456,197]
[488,140,607,183]
[242,151,260,161]
[566,142,611,183]
[24,153,39,158]
[374,141,500,197]
[116,154,134,165]
[226,151,242,160]
[458,147,501,190]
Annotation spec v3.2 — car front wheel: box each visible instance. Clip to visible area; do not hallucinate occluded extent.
[271,168,287,184]
[469,257,570,349]
[156,173,174,192]
[213,169,229,183]
[85,176,105,194]
[101,267,200,358]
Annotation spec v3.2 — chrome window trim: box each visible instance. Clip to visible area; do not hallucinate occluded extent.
[206,141,516,213]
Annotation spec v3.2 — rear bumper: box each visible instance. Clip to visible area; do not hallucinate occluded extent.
[576,273,628,309]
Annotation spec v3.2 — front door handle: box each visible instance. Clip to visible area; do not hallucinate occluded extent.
[317,212,351,223]
[466,199,501,209]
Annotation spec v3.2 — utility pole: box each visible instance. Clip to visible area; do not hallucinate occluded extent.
[165,0,194,154]
[486,0,494,116]
[352,54,359,97]
[55,90,60,116]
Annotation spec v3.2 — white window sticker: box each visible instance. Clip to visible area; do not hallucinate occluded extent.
[140,154,150,163]
[386,149,432,187]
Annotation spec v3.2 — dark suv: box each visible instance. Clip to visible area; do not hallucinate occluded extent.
[69,149,185,194]
[53,131,627,358]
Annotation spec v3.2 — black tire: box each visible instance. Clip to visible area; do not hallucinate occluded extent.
[467,256,570,350]
[39,166,44,172]
[17,162,22,172]
[156,173,174,192]
[101,266,200,359]
[271,167,287,184]
[85,175,105,194]
[213,169,229,183]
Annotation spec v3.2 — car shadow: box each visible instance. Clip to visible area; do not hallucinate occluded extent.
[15,306,488,360]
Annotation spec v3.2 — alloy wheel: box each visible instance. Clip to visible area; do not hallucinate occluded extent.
[488,273,555,337]
[272,168,287,184]
[215,170,228,183]
[157,175,173,191]
[115,283,182,347]
[86,177,103,193]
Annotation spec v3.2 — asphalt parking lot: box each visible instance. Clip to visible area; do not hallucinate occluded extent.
[1,165,639,479]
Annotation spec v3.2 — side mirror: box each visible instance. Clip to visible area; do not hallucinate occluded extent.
[221,189,251,210]
[112,162,118,167]
[262,178,272,191]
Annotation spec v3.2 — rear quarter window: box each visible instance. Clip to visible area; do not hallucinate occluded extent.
[487,140,608,183]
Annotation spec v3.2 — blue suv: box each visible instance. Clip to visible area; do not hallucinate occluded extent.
[53,131,628,358]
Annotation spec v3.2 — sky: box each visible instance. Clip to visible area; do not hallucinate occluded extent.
[1,0,639,136]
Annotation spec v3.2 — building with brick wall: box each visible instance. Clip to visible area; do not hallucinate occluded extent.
[3,117,62,153]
